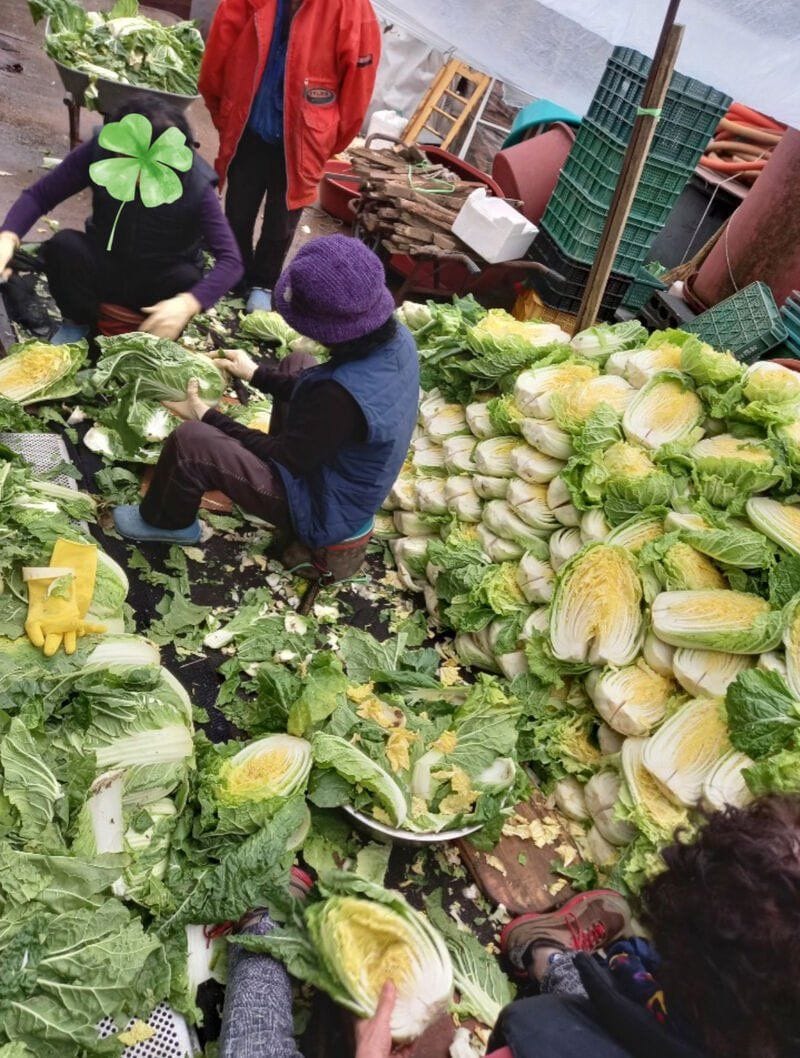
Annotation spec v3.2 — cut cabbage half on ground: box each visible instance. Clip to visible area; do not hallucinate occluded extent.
[473,474,510,500]
[701,749,755,812]
[746,496,800,558]
[743,359,800,405]
[549,527,583,571]
[642,630,675,677]
[547,476,581,527]
[507,479,559,533]
[306,874,453,1041]
[623,346,683,388]
[520,419,574,461]
[782,595,800,698]
[651,590,784,654]
[474,437,521,477]
[216,735,313,806]
[312,733,408,827]
[606,515,664,554]
[549,543,644,667]
[517,551,555,604]
[585,659,675,736]
[550,374,635,434]
[580,508,611,544]
[642,697,731,806]
[672,648,753,698]
[622,371,704,450]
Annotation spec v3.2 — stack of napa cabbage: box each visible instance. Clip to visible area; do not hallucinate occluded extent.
[382,314,800,889]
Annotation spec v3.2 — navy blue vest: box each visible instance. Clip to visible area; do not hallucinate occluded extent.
[274,323,420,547]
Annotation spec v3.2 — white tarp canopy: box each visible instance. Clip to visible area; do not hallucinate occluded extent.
[372,0,800,127]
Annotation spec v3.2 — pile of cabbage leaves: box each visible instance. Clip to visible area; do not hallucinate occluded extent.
[30,0,203,100]
[388,304,800,891]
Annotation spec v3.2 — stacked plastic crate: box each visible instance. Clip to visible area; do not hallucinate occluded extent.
[528,47,731,318]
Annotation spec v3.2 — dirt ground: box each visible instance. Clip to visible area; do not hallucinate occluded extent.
[0,0,338,254]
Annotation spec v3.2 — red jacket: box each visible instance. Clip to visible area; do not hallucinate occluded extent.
[199,0,381,208]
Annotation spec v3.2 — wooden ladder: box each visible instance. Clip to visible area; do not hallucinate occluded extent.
[401,59,492,151]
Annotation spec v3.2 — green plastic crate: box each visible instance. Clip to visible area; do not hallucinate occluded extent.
[560,119,693,225]
[621,265,668,311]
[587,46,732,168]
[681,282,788,363]
[541,190,661,276]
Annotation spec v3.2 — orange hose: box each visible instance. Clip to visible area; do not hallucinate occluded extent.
[700,154,767,172]
[727,102,785,132]
[707,139,771,157]
[718,118,782,145]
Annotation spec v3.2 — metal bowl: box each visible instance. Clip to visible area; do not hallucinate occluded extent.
[342,805,482,846]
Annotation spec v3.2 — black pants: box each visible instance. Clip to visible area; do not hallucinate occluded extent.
[140,352,316,530]
[41,229,203,324]
[224,130,302,290]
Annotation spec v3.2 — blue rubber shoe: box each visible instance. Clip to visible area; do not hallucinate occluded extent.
[246,287,272,313]
[113,504,202,544]
[51,320,90,345]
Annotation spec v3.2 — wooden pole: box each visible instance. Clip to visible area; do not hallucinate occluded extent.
[574,3,685,332]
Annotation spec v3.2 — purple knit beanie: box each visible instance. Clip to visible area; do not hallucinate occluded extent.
[273,235,396,345]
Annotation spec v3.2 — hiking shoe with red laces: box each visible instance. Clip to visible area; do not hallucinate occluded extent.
[500,889,632,974]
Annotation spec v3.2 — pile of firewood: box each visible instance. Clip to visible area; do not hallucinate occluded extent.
[348,144,490,258]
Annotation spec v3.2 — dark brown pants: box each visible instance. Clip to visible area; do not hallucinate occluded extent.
[140,351,315,530]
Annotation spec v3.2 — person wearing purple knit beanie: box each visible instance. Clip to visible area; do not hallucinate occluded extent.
[114,235,420,579]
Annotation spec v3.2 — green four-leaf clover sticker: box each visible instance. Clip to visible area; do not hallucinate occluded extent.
[89,112,194,251]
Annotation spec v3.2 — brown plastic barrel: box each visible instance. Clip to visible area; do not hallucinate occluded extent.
[691,128,800,308]
[491,123,577,224]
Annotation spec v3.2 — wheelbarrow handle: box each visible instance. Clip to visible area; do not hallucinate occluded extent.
[505,260,567,286]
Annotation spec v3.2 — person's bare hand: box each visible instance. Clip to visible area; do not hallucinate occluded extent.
[355,982,413,1058]
[209,347,258,381]
[0,231,20,281]
[139,292,201,340]
[163,378,211,421]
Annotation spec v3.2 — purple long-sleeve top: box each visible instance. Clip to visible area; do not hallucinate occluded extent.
[1,140,244,310]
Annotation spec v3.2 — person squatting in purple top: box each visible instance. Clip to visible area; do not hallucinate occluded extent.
[0,98,243,344]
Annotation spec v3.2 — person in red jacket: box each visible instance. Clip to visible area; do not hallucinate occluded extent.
[199,0,381,313]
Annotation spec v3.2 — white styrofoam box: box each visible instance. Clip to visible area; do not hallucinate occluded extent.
[452,188,538,264]
[366,109,407,149]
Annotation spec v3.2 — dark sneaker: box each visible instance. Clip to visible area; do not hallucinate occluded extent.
[500,889,632,973]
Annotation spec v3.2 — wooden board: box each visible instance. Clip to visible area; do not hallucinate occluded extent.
[458,788,583,916]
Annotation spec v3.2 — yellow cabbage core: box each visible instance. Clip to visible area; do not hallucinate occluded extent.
[603,441,656,479]
[328,897,414,997]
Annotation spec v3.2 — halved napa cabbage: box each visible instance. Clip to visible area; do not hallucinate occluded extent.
[507,479,559,533]
[549,544,644,667]
[476,524,525,563]
[622,371,704,450]
[513,361,599,418]
[746,496,800,558]
[216,735,313,808]
[569,320,646,360]
[444,477,482,523]
[483,500,550,549]
[743,360,800,405]
[425,404,469,443]
[442,435,478,474]
[701,750,755,811]
[651,590,784,654]
[305,874,453,1041]
[547,476,581,527]
[415,477,448,515]
[510,444,565,484]
[585,659,676,736]
[622,346,684,388]
[411,436,446,471]
[520,418,574,460]
[550,374,635,434]
[642,697,731,806]
[472,474,509,500]
[690,433,779,508]
[553,776,589,822]
[672,648,753,698]
[465,401,497,440]
[620,737,688,841]
[580,508,611,544]
[680,340,742,387]
[607,514,664,554]
[473,437,521,477]
[517,551,555,604]
[549,527,583,571]
[642,630,675,677]
[0,339,87,402]
[584,771,637,846]
[782,595,800,698]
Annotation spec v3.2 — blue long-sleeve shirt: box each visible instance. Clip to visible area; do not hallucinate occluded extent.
[248,0,291,144]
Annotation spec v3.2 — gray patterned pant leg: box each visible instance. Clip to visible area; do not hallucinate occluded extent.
[539,951,589,999]
[218,914,304,1058]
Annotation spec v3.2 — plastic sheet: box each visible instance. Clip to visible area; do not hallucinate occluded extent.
[372,0,800,126]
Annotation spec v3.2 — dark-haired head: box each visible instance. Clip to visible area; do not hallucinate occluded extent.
[107,96,194,145]
[640,795,800,1058]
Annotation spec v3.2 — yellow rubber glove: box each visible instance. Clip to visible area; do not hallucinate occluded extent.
[24,567,82,657]
[49,538,99,617]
